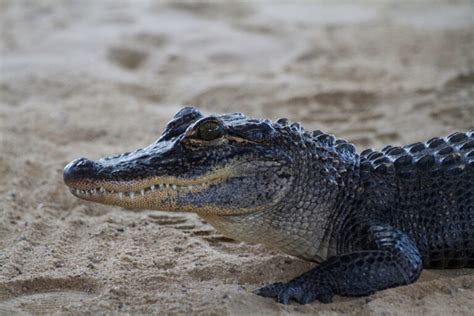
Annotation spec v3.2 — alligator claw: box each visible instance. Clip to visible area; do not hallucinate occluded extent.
[256,281,333,305]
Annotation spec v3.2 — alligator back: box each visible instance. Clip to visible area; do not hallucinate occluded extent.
[359,130,474,269]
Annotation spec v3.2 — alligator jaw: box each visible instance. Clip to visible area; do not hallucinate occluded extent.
[63,160,245,212]
[63,157,277,215]
[67,176,222,210]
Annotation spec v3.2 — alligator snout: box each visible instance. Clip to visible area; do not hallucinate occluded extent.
[63,157,99,187]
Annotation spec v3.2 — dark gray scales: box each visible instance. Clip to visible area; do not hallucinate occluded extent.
[258,125,473,304]
[358,130,474,269]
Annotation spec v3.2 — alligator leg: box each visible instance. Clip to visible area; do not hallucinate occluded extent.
[256,222,423,304]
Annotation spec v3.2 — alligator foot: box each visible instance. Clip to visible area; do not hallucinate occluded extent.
[256,280,333,305]
[257,221,423,305]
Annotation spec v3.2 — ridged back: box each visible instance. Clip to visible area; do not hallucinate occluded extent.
[359,129,474,268]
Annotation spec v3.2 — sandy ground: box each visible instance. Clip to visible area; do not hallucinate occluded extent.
[1,0,473,314]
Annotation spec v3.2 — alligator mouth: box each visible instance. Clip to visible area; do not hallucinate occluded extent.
[66,176,231,211]
[69,178,214,201]
[64,156,287,215]
[64,156,237,210]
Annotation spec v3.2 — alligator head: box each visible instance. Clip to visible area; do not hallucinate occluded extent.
[64,107,355,261]
[64,107,295,216]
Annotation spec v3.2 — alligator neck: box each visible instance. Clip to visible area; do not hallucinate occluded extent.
[202,136,360,262]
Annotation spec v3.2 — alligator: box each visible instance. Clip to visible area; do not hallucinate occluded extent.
[63,107,474,304]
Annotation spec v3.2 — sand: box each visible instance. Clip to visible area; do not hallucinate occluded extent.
[1,0,473,314]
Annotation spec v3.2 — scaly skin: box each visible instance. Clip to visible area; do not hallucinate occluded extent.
[63,107,474,304]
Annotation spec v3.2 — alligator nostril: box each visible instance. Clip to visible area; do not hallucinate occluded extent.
[67,157,94,170]
[73,157,94,168]
[63,157,97,185]
[75,158,88,167]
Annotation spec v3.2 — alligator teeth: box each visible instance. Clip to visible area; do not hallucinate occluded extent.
[72,181,212,199]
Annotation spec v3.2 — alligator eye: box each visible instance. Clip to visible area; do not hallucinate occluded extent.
[197,121,223,141]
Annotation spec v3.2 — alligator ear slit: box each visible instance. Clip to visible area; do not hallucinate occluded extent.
[225,134,259,144]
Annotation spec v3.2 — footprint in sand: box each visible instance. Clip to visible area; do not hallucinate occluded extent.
[147,214,188,226]
[107,32,168,71]
[0,277,97,314]
[146,214,236,245]
[107,46,149,70]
